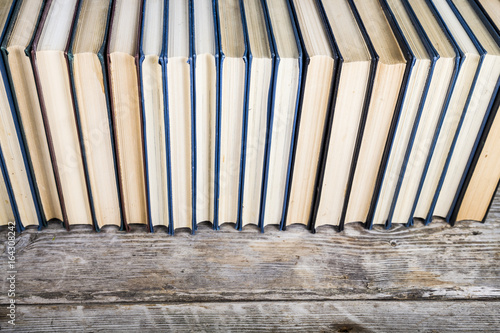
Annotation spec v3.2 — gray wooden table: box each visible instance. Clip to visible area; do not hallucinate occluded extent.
[0,190,499,332]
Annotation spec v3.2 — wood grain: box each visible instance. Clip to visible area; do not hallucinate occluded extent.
[1,301,499,332]
[0,190,498,304]
[0,189,497,331]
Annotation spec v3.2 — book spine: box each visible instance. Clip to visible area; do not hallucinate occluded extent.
[257,0,277,233]
[213,0,221,231]
[236,0,251,231]
[189,0,197,233]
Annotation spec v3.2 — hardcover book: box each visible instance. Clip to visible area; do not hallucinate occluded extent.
[448,0,500,224]
[214,0,247,228]
[107,0,147,229]
[369,0,437,229]
[414,0,497,225]
[1,0,62,226]
[387,0,460,227]
[1,0,63,224]
[312,0,374,230]
[259,0,301,231]
[68,0,122,230]
[0,146,16,228]
[0,0,499,233]
[140,0,170,232]
[31,0,93,228]
[238,0,274,229]
[283,0,337,229]
[165,0,195,233]
[440,0,500,223]
[192,0,218,228]
[0,0,45,230]
[432,0,500,222]
[345,0,408,228]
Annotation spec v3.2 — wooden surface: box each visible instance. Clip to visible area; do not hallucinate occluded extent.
[5,301,500,332]
[0,189,498,331]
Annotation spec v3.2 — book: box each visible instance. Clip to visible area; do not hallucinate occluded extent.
[259,0,301,231]
[388,0,460,227]
[369,0,435,228]
[450,92,500,223]
[433,0,500,222]
[1,0,499,233]
[0,146,16,228]
[1,0,63,227]
[192,0,218,228]
[31,0,94,228]
[165,0,194,232]
[107,0,147,229]
[283,0,337,229]
[446,0,500,224]
[140,0,169,232]
[344,0,408,227]
[238,0,273,229]
[68,0,122,230]
[414,0,495,225]
[476,0,500,32]
[312,0,373,230]
[0,1,28,232]
[214,0,247,228]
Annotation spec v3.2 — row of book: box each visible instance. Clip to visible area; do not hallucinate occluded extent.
[0,0,499,234]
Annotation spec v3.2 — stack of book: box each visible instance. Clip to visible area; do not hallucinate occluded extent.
[0,0,499,234]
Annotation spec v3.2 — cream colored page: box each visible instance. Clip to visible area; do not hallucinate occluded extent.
[391,59,455,224]
[193,0,216,223]
[167,58,193,230]
[142,0,167,227]
[261,0,299,226]
[241,59,273,226]
[142,55,169,227]
[0,173,14,225]
[414,0,481,219]
[36,52,92,225]
[262,59,299,226]
[218,58,245,223]
[0,69,38,226]
[6,0,61,220]
[73,54,121,227]
[72,0,109,54]
[434,0,500,217]
[413,56,480,219]
[6,50,62,221]
[286,56,334,225]
[195,54,216,223]
[346,63,406,223]
[108,0,140,55]
[7,0,43,48]
[457,104,500,221]
[316,62,370,227]
[372,61,430,225]
[477,0,500,31]
[108,53,147,224]
[0,1,13,30]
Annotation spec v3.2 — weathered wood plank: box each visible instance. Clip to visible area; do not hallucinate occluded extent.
[1,301,499,332]
[0,214,498,304]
